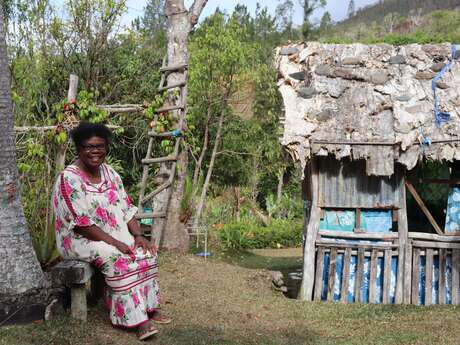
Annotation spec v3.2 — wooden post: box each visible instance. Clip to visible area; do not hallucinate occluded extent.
[425,248,434,306]
[54,74,78,171]
[452,249,460,305]
[397,175,410,304]
[299,159,321,301]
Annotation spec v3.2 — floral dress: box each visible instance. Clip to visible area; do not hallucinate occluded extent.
[52,163,161,328]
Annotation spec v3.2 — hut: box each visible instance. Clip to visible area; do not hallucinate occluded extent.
[276,42,460,305]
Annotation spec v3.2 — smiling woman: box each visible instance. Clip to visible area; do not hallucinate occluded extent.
[51,122,171,340]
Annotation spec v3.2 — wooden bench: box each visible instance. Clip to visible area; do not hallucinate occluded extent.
[52,260,95,321]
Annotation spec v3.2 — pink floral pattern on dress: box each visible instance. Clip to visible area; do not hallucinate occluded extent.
[115,300,125,318]
[55,218,63,233]
[96,206,109,223]
[114,256,130,274]
[132,292,140,307]
[62,236,72,251]
[107,189,117,205]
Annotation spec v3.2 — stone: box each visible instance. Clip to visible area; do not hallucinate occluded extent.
[279,47,299,56]
[334,68,355,80]
[297,87,317,99]
[342,57,362,66]
[327,81,347,98]
[405,105,424,114]
[397,95,411,102]
[369,71,389,85]
[314,64,332,76]
[289,71,305,80]
[315,109,335,122]
[415,71,435,80]
[389,55,406,64]
[436,81,449,89]
[431,62,446,72]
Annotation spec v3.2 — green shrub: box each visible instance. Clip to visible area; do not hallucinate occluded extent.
[217,218,302,250]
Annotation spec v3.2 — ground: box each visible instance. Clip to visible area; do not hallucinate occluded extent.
[1,249,459,345]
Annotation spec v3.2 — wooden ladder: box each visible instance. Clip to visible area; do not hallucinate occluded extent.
[136,57,188,246]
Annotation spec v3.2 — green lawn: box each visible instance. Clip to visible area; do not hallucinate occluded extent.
[1,250,459,345]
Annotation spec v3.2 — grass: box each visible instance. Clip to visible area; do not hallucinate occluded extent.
[1,250,459,345]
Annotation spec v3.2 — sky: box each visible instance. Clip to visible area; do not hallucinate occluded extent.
[125,0,379,26]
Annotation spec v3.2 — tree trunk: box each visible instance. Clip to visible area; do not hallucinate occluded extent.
[192,107,211,187]
[0,10,45,305]
[193,111,224,229]
[276,170,284,202]
[156,0,207,252]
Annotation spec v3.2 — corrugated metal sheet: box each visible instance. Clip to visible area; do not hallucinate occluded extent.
[317,157,400,208]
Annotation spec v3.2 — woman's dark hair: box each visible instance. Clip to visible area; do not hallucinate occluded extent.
[70,122,112,149]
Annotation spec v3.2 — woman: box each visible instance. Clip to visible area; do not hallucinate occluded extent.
[52,122,170,340]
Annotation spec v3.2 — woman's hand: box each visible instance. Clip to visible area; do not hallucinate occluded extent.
[134,235,157,255]
[113,240,134,255]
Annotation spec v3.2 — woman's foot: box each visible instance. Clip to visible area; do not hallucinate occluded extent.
[137,321,158,341]
[150,310,172,325]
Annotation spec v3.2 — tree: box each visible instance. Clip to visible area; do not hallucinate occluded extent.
[152,0,208,252]
[275,0,294,32]
[0,9,45,314]
[299,0,326,38]
[347,0,355,18]
[319,11,332,33]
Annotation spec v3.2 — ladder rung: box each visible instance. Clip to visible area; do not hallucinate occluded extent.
[156,105,184,113]
[142,155,177,164]
[135,212,167,220]
[141,181,173,204]
[148,129,182,138]
[158,81,186,92]
[160,64,188,72]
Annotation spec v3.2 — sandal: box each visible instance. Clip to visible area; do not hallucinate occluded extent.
[150,312,172,325]
[137,323,159,341]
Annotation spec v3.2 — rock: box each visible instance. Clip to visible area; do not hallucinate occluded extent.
[342,57,362,66]
[289,71,305,80]
[454,98,460,106]
[455,46,460,59]
[314,64,332,76]
[327,81,347,98]
[397,95,411,102]
[270,271,284,287]
[436,81,449,89]
[431,62,446,72]
[405,105,424,114]
[297,87,317,99]
[389,55,406,64]
[415,71,435,80]
[334,68,356,80]
[279,47,299,56]
[315,109,335,122]
[369,71,389,85]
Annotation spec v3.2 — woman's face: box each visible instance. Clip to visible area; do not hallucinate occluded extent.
[78,136,108,170]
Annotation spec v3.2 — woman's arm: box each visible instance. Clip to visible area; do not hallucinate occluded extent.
[75,225,133,254]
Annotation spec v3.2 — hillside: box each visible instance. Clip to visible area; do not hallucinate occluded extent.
[343,0,460,27]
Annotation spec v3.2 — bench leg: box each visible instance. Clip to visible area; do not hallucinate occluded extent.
[71,284,87,321]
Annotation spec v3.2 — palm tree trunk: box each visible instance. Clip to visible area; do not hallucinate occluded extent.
[0,10,45,301]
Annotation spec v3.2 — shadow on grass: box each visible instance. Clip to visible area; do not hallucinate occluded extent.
[217,249,303,272]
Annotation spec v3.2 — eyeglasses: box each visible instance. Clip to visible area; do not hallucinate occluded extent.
[81,144,107,152]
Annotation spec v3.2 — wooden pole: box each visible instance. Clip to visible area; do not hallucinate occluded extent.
[54,74,78,172]
[299,158,321,301]
[405,181,443,235]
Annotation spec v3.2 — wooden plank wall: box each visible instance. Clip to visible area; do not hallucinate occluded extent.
[410,243,460,306]
[313,244,398,303]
